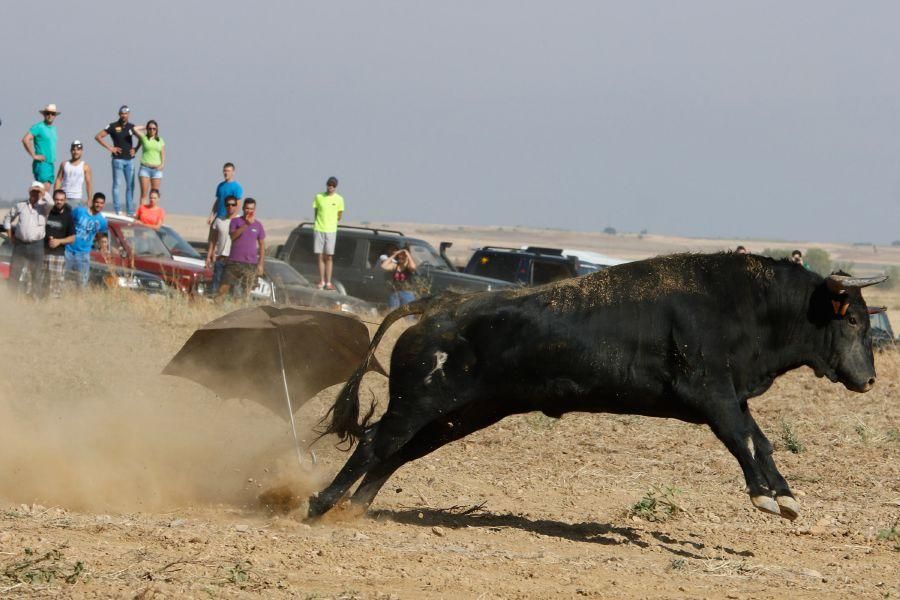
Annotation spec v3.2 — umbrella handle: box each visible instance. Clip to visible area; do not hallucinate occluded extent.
[276,328,308,469]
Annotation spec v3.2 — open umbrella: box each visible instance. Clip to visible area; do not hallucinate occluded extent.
[163,305,385,464]
[164,304,384,414]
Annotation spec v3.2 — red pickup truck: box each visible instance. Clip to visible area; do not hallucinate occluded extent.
[99,215,212,294]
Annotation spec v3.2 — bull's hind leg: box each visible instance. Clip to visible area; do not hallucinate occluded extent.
[349,400,507,512]
[308,424,382,518]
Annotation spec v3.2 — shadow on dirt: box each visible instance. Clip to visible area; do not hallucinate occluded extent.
[376,507,754,560]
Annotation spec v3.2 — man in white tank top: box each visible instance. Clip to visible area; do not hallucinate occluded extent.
[54,140,93,204]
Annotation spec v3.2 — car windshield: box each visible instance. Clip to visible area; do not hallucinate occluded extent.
[265,260,310,286]
[467,252,524,283]
[158,226,203,259]
[407,242,449,269]
[120,225,172,258]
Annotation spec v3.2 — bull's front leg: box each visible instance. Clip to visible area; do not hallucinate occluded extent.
[683,389,797,520]
[746,415,800,520]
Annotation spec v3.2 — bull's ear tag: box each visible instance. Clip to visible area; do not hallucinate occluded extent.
[831,299,850,316]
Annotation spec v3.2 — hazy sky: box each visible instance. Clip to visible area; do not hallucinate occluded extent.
[2,1,899,243]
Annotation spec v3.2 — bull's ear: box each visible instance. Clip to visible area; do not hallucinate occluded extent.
[825,274,888,294]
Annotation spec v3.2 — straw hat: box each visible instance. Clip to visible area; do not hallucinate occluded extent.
[40,103,60,115]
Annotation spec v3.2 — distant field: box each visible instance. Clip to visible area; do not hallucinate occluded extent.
[167,214,900,269]
[167,214,900,324]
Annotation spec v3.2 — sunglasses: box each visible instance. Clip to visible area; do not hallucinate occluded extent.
[72,145,83,149]
[226,202,237,207]
[147,127,157,130]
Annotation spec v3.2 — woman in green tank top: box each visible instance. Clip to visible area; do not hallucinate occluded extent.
[133,120,166,206]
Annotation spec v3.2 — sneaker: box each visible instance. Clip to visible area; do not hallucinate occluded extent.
[316,281,325,290]
[324,282,336,291]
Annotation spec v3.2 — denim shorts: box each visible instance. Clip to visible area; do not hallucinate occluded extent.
[139,164,164,179]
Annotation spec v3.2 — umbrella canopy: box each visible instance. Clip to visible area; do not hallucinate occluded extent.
[163,305,384,419]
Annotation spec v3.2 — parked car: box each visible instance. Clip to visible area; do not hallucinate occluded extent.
[188,238,377,314]
[261,257,379,317]
[0,236,11,279]
[464,246,580,286]
[277,223,513,305]
[101,214,212,294]
[559,248,628,274]
[157,225,206,263]
[869,308,896,349]
[85,260,170,296]
[2,234,166,294]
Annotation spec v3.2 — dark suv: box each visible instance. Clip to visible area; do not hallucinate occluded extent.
[278,223,512,305]
[464,246,580,286]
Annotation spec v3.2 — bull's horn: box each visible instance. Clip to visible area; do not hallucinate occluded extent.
[825,274,888,293]
[867,306,887,315]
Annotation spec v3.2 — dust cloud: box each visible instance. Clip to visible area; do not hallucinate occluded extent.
[0,288,328,513]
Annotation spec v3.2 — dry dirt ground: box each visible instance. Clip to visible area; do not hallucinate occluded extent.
[1,269,898,598]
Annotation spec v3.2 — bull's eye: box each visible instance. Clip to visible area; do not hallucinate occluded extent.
[848,316,858,326]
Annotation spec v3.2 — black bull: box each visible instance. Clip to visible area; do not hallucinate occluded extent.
[309,253,886,520]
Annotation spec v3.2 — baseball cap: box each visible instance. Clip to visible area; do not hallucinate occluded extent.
[30,181,44,191]
[71,140,83,148]
[119,105,130,114]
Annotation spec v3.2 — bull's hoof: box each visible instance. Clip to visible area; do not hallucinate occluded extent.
[776,495,800,521]
[306,494,329,519]
[751,495,781,516]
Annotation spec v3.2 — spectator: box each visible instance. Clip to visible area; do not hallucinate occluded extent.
[3,181,50,296]
[218,198,265,300]
[95,105,138,216]
[95,232,110,257]
[43,189,76,298]
[133,120,166,205]
[380,246,417,309]
[735,245,747,255]
[54,140,93,205]
[135,189,165,230]
[206,194,239,295]
[66,193,109,289]
[312,176,344,290]
[21,104,60,192]
[790,249,807,268]
[208,162,243,225]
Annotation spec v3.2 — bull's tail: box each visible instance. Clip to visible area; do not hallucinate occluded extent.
[321,298,431,445]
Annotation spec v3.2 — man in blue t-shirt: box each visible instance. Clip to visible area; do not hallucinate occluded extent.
[207,162,243,224]
[21,103,60,191]
[66,193,109,288]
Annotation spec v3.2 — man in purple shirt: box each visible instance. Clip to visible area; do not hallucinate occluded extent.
[218,197,265,299]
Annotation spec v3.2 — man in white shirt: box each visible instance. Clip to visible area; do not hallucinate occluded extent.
[3,181,50,295]
[54,140,93,204]
[205,195,239,295]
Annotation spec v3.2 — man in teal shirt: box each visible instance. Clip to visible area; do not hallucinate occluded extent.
[22,103,60,191]
[312,176,344,290]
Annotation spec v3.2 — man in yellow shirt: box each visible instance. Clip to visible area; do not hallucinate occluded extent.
[312,176,344,290]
